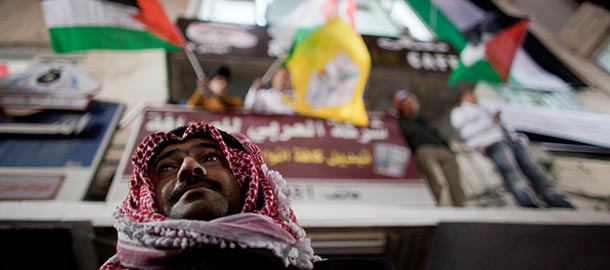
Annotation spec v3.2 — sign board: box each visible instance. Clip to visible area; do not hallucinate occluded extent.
[177,18,458,73]
[0,101,124,200]
[364,35,459,72]
[108,106,435,206]
[0,173,64,200]
[177,19,271,57]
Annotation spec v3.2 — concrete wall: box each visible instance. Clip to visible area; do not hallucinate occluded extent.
[503,0,579,34]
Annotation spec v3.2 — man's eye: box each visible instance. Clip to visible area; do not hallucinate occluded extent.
[158,165,175,173]
[203,154,220,163]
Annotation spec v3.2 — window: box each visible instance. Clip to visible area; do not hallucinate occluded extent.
[188,0,434,39]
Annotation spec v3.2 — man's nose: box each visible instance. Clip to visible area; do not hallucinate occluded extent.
[177,157,206,183]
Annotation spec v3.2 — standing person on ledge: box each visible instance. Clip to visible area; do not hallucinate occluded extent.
[451,88,573,208]
[186,66,243,112]
[244,67,295,115]
[100,121,395,270]
[392,89,465,207]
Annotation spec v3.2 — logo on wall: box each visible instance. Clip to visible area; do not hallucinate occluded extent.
[185,22,258,54]
[376,36,458,72]
[306,52,360,109]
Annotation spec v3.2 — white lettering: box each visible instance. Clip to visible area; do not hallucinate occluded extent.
[377,37,451,53]
[329,121,360,140]
[210,116,242,134]
[447,54,459,70]
[407,51,422,70]
[357,118,389,143]
[407,52,459,71]
[145,113,185,132]
[421,52,437,71]
[434,53,449,72]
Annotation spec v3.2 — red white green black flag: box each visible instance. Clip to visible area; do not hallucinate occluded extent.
[41,0,184,53]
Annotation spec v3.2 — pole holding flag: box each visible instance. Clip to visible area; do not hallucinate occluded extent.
[184,42,206,80]
[261,56,286,85]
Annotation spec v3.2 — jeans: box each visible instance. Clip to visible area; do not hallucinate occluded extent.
[484,140,573,208]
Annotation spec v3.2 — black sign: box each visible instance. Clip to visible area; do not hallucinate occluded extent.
[177,18,459,73]
[177,18,271,57]
[363,36,459,72]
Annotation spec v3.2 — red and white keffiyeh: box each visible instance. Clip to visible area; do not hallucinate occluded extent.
[101,121,317,270]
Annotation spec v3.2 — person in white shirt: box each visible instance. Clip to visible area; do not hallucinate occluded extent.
[451,88,573,208]
[244,67,295,115]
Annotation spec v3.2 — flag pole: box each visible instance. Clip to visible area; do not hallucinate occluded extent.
[185,42,205,79]
[261,55,285,84]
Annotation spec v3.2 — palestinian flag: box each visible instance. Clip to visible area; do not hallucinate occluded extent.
[41,0,184,53]
[406,0,584,89]
[449,20,528,85]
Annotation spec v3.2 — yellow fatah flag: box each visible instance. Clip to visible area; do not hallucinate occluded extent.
[285,16,371,126]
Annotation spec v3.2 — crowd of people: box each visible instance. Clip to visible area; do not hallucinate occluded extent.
[186,65,296,115]
[183,65,573,209]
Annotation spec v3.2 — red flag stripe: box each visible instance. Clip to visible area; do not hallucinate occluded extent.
[133,0,185,47]
[323,0,356,29]
[485,20,529,82]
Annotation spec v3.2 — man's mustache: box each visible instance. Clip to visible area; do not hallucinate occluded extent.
[167,175,220,204]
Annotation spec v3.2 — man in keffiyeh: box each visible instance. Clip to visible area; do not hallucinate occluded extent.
[100,121,318,270]
[101,121,396,270]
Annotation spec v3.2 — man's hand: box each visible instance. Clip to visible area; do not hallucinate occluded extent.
[196,76,206,90]
[196,77,215,96]
[251,78,264,90]
[493,111,502,123]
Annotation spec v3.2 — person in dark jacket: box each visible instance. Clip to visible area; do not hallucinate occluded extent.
[393,89,465,206]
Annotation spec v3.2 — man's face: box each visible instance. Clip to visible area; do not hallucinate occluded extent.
[462,90,478,104]
[209,76,229,96]
[150,138,243,221]
[272,68,291,92]
[399,95,420,118]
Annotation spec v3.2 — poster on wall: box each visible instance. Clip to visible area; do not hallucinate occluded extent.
[0,101,123,200]
[107,106,435,206]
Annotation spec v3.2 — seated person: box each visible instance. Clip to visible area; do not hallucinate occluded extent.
[187,66,242,112]
[392,89,465,206]
[244,67,295,115]
[100,121,395,270]
[451,88,573,208]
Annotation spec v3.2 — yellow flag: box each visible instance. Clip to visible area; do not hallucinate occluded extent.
[286,16,371,126]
